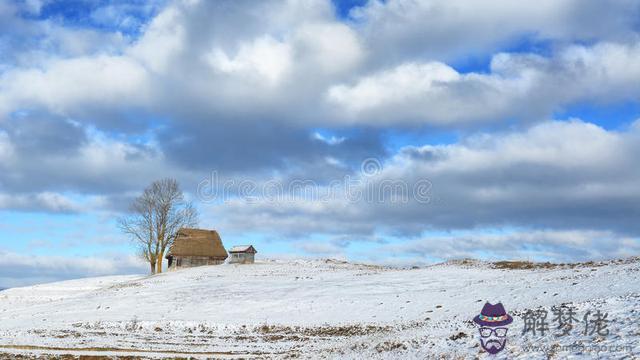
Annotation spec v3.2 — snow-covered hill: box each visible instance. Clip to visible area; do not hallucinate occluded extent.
[0,259,639,359]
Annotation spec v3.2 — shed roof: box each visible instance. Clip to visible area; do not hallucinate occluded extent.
[229,245,257,254]
[166,228,228,259]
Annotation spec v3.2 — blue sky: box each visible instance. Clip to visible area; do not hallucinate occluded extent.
[1,0,640,287]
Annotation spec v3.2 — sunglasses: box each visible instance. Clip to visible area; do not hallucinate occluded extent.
[479,327,508,338]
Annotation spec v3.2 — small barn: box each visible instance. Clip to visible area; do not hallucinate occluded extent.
[166,228,228,270]
[229,245,257,264]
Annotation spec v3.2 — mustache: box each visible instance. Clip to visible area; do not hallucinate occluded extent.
[484,339,503,349]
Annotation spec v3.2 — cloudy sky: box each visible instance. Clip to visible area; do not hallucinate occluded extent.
[1,0,640,287]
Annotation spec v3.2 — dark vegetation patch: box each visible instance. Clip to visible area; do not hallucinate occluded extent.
[374,341,407,353]
[492,261,559,270]
[449,331,468,341]
[257,323,392,337]
[447,256,640,270]
[492,257,640,270]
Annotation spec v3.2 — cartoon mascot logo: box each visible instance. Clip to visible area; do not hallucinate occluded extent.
[473,302,513,354]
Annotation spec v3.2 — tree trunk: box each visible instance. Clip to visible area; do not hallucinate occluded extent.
[156,256,163,274]
[150,261,156,274]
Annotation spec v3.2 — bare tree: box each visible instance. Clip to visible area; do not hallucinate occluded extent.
[118,178,198,274]
[118,189,158,274]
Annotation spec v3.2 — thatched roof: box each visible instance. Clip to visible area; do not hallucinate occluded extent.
[166,228,228,259]
[229,245,257,254]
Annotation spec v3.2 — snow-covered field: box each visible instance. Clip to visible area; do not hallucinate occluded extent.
[0,258,639,359]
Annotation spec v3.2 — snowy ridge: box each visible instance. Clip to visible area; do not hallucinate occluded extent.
[0,258,639,358]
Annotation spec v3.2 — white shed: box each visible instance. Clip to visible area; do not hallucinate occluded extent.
[228,245,257,264]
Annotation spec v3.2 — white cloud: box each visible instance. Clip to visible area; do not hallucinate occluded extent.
[0,131,14,163]
[0,55,149,118]
[352,0,640,62]
[0,122,203,200]
[327,62,466,124]
[129,5,185,73]
[205,35,293,86]
[327,42,640,125]
[212,119,640,243]
[0,250,146,288]
[0,192,82,213]
[292,22,364,75]
[1,0,637,129]
[374,229,640,263]
[294,241,346,257]
[22,0,45,15]
[0,1,129,70]
[313,132,346,145]
[0,0,639,266]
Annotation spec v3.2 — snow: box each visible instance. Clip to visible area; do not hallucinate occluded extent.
[0,258,639,358]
